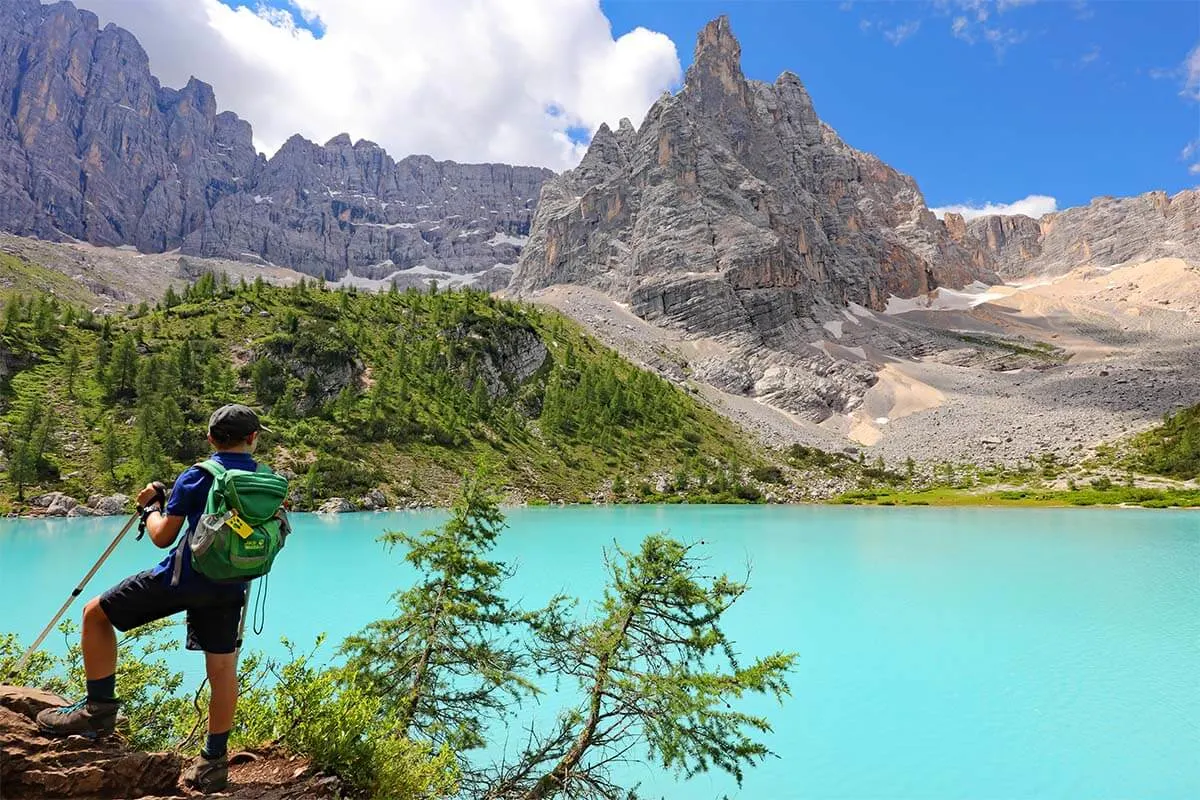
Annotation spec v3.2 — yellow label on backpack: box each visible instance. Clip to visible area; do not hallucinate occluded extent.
[227,511,255,540]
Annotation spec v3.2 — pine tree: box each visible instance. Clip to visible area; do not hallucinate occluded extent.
[483,537,795,800]
[63,345,81,399]
[93,336,112,385]
[5,396,43,502]
[110,333,139,400]
[342,479,542,753]
[98,417,121,486]
[163,285,180,310]
[132,406,167,484]
[1,296,19,333]
[174,341,196,391]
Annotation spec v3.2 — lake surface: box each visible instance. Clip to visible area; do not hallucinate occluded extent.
[2,505,1197,799]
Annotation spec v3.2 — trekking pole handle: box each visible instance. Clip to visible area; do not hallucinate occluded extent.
[135,482,168,541]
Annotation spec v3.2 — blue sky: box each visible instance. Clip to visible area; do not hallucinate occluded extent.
[119,0,1198,214]
[599,0,1200,212]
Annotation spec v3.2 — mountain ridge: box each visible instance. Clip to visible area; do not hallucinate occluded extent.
[950,189,1199,278]
[0,0,553,282]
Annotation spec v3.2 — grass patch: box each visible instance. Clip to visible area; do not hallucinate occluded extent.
[835,485,1200,509]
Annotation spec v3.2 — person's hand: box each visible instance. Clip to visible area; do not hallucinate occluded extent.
[136,483,162,509]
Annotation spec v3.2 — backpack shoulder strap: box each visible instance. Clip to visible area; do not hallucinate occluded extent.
[195,459,227,479]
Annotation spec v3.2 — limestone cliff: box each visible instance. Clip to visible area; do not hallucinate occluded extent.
[0,0,552,280]
[960,190,1200,278]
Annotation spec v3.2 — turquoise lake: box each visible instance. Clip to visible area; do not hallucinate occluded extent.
[1,505,1197,798]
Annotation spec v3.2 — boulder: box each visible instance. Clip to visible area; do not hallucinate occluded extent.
[0,686,69,718]
[34,494,80,516]
[66,506,99,518]
[317,498,355,515]
[87,495,129,516]
[29,493,63,509]
[47,495,80,516]
[357,489,387,511]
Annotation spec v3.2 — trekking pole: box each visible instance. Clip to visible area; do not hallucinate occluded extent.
[9,511,141,678]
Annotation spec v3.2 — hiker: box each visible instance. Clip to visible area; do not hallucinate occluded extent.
[36,404,284,793]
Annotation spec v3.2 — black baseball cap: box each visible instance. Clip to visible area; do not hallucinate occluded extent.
[209,404,270,441]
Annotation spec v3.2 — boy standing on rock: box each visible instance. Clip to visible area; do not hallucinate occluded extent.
[36,405,271,794]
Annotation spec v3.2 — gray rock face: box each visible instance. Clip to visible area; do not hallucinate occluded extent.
[317,497,355,514]
[472,325,548,399]
[513,16,993,347]
[87,493,129,515]
[959,190,1200,278]
[0,0,552,280]
[357,488,387,511]
[185,139,552,281]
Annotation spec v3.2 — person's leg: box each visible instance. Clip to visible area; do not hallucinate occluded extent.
[205,651,239,754]
[38,570,182,737]
[81,597,117,688]
[182,589,244,792]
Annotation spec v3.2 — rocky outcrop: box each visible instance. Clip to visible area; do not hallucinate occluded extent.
[87,493,129,515]
[357,488,387,511]
[317,497,355,514]
[0,685,342,799]
[470,325,549,399]
[962,190,1200,278]
[0,686,183,798]
[30,492,79,516]
[0,0,552,281]
[513,16,993,347]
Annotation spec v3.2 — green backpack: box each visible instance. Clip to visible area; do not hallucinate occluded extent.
[170,460,291,586]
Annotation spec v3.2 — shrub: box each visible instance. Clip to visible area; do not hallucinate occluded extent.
[751,465,784,484]
[237,640,459,798]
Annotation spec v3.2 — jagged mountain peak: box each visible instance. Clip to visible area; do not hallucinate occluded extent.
[514,16,987,341]
[690,15,741,74]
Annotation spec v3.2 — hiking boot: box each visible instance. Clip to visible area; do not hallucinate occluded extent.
[36,698,120,739]
[183,752,229,794]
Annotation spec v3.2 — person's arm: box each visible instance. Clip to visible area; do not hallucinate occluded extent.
[135,482,186,549]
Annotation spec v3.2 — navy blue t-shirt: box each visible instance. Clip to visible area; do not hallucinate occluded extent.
[152,451,257,587]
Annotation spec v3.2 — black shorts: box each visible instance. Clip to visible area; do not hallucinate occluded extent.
[99,569,246,654]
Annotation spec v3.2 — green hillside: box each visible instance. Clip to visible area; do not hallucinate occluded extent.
[0,274,772,510]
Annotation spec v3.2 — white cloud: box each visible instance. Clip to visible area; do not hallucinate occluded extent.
[1184,43,1200,100]
[997,0,1039,11]
[69,0,681,170]
[952,16,973,42]
[1078,45,1100,67]
[1182,140,1200,175]
[883,21,921,46]
[931,195,1059,221]
[938,0,1039,56]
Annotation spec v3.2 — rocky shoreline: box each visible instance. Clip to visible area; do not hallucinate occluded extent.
[7,492,130,519]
